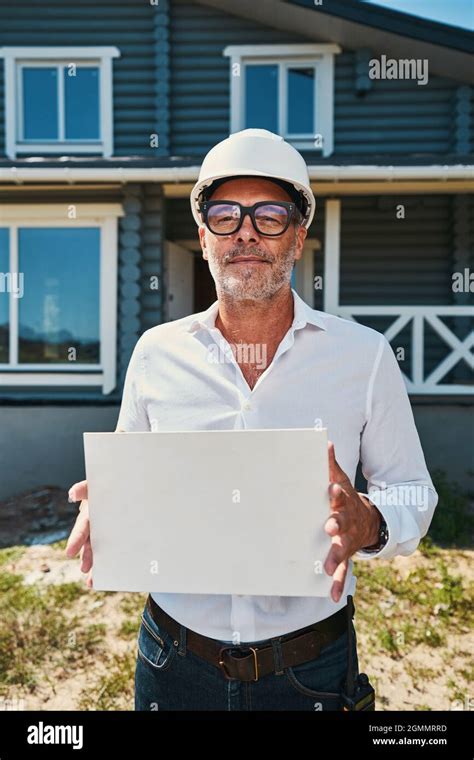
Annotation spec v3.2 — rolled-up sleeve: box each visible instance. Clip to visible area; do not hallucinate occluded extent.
[115,335,150,433]
[355,335,438,560]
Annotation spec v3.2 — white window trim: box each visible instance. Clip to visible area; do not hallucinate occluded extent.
[294,239,320,305]
[0,203,123,394]
[0,47,120,159]
[223,44,341,157]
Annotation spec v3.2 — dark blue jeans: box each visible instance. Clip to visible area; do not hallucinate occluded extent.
[134,598,360,711]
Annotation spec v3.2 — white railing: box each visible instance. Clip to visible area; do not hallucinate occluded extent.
[336,306,474,395]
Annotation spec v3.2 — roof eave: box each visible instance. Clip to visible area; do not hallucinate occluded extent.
[196,0,474,83]
[0,164,472,183]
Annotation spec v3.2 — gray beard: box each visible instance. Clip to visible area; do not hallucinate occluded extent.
[207,240,297,302]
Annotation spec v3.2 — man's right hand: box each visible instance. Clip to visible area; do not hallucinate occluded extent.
[65,480,93,589]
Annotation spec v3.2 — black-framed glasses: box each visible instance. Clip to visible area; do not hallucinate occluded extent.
[199,200,301,236]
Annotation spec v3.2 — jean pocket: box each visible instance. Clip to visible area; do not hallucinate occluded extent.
[137,605,178,672]
[284,630,350,701]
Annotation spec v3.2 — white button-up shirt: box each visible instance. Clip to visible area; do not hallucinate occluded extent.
[116,289,438,642]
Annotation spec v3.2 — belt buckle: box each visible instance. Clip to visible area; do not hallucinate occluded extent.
[218,646,259,682]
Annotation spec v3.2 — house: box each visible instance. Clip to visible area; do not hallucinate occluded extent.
[0,0,472,500]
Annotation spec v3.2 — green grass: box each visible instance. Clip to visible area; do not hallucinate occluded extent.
[0,546,26,567]
[0,471,471,709]
[0,543,145,706]
[354,557,473,658]
[0,570,106,695]
[119,620,140,639]
[119,593,147,619]
[77,652,136,710]
[50,539,68,552]
[118,594,147,639]
[425,469,474,547]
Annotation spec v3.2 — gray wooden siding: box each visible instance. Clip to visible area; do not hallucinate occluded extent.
[471,88,474,151]
[118,184,142,389]
[166,192,472,386]
[0,0,169,157]
[118,183,165,387]
[165,196,197,241]
[169,0,468,158]
[165,194,470,309]
[0,0,471,159]
[339,194,473,383]
[141,184,165,333]
[340,196,454,306]
[169,0,305,155]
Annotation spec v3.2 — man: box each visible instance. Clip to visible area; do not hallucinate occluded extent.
[66,128,438,711]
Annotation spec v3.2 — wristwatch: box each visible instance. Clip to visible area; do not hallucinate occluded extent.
[361,507,389,553]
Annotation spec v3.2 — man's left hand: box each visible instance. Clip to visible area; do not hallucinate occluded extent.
[323,441,381,602]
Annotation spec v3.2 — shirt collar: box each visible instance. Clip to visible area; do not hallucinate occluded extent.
[186,288,327,334]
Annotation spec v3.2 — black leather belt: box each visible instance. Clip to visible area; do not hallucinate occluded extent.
[146,594,353,682]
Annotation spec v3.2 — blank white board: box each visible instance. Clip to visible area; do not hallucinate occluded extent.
[83,428,333,596]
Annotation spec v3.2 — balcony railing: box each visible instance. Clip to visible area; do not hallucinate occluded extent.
[336,306,474,395]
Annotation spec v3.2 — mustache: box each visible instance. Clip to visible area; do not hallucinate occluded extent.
[224,248,273,263]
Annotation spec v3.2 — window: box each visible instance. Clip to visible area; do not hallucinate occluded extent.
[0,47,120,158]
[245,65,278,133]
[224,45,340,156]
[244,64,315,137]
[0,204,123,393]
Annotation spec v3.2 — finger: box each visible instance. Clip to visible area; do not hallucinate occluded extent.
[325,509,349,536]
[65,506,90,558]
[85,570,93,589]
[328,482,347,512]
[327,441,344,482]
[80,536,93,573]
[68,480,88,503]
[324,539,345,577]
[330,558,348,603]
[327,442,352,488]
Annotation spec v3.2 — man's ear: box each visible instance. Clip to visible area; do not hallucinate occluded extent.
[199,225,208,260]
[293,223,307,262]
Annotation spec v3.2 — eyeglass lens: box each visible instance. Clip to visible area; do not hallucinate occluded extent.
[207,203,290,235]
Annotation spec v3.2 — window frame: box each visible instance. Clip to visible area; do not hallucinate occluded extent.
[0,203,123,394]
[223,44,341,156]
[0,47,120,159]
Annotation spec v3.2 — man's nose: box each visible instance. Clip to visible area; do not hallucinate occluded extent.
[235,212,260,243]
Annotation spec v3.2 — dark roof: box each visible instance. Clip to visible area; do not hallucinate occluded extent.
[289,0,474,53]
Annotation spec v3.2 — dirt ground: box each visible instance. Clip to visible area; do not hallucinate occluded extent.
[1,540,472,712]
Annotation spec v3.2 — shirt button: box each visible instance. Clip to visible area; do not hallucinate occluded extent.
[242,401,252,411]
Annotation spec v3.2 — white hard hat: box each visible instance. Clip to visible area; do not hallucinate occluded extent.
[190,128,316,230]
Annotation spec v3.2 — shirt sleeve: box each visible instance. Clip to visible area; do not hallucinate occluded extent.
[355,335,438,561]
[115,335,151,433]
